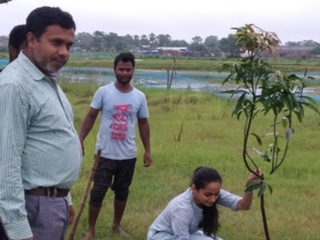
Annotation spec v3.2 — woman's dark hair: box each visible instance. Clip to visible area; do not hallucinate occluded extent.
[192,167,222,237]
[26,6,76,39]
[114,52,135,68]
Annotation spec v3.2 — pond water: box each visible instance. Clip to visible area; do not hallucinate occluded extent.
[0,59,8,67]
[2,61,320,102]
[60,67,320,102]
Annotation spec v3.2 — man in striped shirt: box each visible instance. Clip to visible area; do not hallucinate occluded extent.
[0,6,82,240]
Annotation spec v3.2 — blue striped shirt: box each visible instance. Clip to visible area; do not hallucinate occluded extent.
[0,52,83,239]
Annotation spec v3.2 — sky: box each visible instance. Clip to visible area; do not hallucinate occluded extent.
[0,0,319,44]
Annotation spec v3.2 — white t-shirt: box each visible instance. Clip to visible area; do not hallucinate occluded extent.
[91,82,149,159]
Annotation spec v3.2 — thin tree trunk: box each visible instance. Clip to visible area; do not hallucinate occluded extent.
[260,194,271,240]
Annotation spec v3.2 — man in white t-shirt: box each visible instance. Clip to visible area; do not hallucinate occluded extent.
[80,52,152,239]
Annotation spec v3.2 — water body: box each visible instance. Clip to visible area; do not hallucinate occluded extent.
[60,67,227,88]
[0,59,8,67]
[2,61,320,102]
[60,68,229,93]
[59,67,320,102]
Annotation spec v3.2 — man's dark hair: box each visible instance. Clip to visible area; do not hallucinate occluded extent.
[26,6,76,39]
[8,24,26,52]
[114,52,135,68]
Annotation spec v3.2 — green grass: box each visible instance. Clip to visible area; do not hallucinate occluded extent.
[66,55,320,73]
[61,82,320,240]
[3,51,320,73]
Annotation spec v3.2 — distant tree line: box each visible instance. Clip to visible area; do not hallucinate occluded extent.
[0,31,320,57]
[73,31,235,57]
[72,31,320,57]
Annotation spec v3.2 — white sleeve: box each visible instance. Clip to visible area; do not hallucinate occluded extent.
[217,189,242,211]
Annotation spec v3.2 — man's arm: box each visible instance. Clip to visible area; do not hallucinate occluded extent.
[0,84,33,239]
[79,107,100,155]
[138,118,152,167]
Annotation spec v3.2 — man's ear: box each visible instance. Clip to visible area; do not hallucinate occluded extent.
[191,183,197,192]
[26,32,36,48]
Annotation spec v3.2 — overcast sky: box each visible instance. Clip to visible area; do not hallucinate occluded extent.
[0,0,319,44]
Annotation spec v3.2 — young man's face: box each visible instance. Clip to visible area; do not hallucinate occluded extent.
[114,61,134,85]
[27,25,75,75]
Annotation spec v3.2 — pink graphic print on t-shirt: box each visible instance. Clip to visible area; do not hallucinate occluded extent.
[111,104,131,141]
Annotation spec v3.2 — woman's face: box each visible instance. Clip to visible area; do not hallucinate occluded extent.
[192,182,221,208]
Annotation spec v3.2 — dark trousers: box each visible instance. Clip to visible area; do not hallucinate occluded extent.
[90,157,136,207]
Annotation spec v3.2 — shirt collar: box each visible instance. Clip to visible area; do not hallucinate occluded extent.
[17,52,48,81]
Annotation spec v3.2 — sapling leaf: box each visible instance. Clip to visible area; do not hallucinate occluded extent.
[245,178,263,192]
[258,182,267,197]
[252,147,270,162]
[281,117,288,129]
[265,132,279,137]
[251,133,262,145]
[285,128,294,142]
[221,90,236,94]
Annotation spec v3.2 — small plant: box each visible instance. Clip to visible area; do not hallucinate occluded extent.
[174,121,184,142]
[220,24,320,240]
[167,58,176,89]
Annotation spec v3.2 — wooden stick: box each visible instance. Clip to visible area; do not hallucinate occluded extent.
[68,149,102,240]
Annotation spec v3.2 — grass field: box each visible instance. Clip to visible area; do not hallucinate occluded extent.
[1,50,320,239]
[65,56,320,73]
[2,51,320,72]
[62,82,320,240]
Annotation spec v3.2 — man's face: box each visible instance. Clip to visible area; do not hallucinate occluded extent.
[27,25,75,75]
[114,61,134,85]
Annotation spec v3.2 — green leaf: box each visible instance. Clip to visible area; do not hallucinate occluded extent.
[251,133,262,145]
[233,92,247,117]
[285,128,294,142]
[222,73,232,84]
[300,96,320,115]
[252,147,270,162]
[281,117,288,129]
[245,178,263,192]
[246,180,271,197]
[258,182,267,197]
[220,90,237,94]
